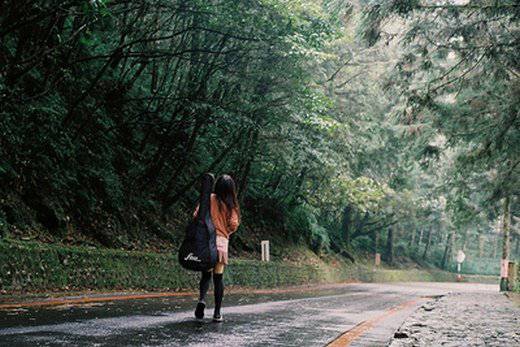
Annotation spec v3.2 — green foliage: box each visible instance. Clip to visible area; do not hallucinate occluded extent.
[0,210,7,238]
[0,0,350,249]
[449,257,500,276]
[340,176,389,212]
[286,204,330,253]
[358,0,520,270]
[2,0,413,260]
[1,239,493,292]
[1,0,517,276]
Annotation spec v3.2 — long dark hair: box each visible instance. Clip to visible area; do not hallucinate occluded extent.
[214,174,240,219]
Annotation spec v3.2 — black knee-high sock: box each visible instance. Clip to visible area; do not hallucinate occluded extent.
[199,271,212,302]
[213,273,224,316]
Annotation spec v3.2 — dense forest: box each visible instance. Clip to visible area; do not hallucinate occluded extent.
[1,0,519,273]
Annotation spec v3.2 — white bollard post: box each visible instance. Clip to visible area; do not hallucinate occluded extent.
[456,250,465,282]
[261,240,270,262]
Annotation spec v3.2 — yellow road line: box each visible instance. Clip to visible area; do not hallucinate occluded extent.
[326,299,422,347]
[0,281,359,310]
[0,292,194,310]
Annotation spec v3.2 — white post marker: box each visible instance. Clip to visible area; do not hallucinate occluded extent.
[375,253,381,266]
[261,240,270,262]
[456,250,465,281]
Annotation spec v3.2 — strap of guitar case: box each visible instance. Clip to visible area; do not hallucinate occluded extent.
[197,173,215,229]
[199,173,217,268]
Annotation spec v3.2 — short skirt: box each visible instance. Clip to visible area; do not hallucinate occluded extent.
[216,235,229,265]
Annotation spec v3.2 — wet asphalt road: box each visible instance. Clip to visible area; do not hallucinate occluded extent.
[0,282,498,347]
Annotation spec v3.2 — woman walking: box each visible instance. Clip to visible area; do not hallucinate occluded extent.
[193,174,240,322]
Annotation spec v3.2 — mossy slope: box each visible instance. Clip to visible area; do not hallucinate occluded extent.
[0,240,498,292]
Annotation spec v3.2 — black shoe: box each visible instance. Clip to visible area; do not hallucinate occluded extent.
[195,301,205,319]
[212,314,223,322]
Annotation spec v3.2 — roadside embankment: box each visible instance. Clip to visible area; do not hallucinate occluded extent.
[0,240,498,293]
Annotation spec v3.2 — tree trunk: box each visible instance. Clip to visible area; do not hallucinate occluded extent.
[422,228,432,260]
[409,227,416,248]
[161,129,244,210]
[418,228,423,246]
[441,229,454,270]
[439,229,446,246]
[462,227,469,251]
[451,229,456,259]
[386,226,394,264]
[515,235,519,258]
[493,234,498,258]
[159,116,205,198]
[237,128,259,204]
[342,205,352,246]
[237,157,252,203]
[374,230,379,254]
[500,196,511,291]
[478,232,484,257]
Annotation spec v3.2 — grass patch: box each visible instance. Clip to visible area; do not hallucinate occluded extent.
[0,240,498,293]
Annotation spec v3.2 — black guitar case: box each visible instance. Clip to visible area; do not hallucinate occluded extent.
[178,173,218,271]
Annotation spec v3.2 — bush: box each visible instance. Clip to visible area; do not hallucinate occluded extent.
[0,240,343,291]
[286,204,330,253]
[1,240,493,293]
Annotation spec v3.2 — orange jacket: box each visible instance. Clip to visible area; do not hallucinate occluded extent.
[194,194,239,239]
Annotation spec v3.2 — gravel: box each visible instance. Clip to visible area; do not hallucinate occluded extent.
[389,292,520,347]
